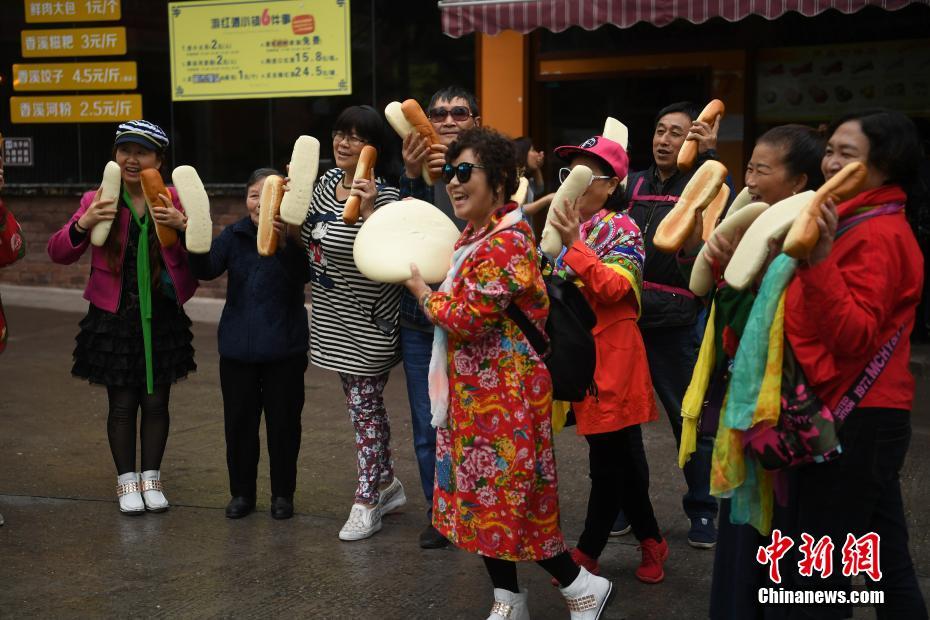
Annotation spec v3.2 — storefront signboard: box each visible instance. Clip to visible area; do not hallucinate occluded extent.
[757,39,930,121]
[167,0,352,101]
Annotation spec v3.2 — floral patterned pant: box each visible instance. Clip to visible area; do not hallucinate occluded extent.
[339,372,394,505]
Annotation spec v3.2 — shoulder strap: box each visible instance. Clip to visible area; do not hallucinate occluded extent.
[500,225,549,358]
[832,326,904,423]
[505,301,548,358]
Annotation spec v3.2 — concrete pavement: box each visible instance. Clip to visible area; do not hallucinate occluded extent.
[0,292,928,618]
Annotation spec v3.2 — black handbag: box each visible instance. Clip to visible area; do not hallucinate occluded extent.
[505,268,597,402]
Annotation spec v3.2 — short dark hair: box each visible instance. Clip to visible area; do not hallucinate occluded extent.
[513,136,532,171]
[654,101,699,127]
[429,86,480,118]
[828,109,922,186]
[247,167,281,190]
[333,105,385,153]
[446,127,518,200]
[756,124,825,190]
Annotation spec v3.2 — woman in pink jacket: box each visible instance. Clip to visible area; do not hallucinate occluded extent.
[47,121,197,515]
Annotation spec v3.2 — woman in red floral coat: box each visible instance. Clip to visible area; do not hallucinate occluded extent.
[405,127,614,620]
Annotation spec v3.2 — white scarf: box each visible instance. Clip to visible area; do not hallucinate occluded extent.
[427,208,526,428]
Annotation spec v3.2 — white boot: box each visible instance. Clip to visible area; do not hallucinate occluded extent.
[140,470,169,512]
[559,567,613,620]
[487,588,530,620]
[116,472,144,515]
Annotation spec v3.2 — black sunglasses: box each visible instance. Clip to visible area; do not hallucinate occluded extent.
[428,106,473,122]
[442,162,486,184]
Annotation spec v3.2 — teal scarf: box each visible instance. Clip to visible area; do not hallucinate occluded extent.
[123,187,154,394]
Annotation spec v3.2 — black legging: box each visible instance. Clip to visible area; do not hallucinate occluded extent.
[577,426,662,559]
[482,553,581,592]
[106,385,171,474]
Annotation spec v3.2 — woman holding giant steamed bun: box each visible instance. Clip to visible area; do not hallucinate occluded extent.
[47,120,197,516]
[707,110,927,618]
[298,105,404,542]
[404,127,614,620]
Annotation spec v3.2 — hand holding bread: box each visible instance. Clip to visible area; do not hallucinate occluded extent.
[782,161,866,259]
[653,160,727,253]
[140,169,179,247]
[279,135,320,226]
[678,99,725,172]
[257,174,285,256]
[540,165,593,258]
[90,161,122,246]
[386,100,442,185]
[79,187,118,234]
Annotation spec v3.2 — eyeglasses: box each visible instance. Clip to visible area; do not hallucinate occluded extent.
[428,106,473,123]
[442,162,485,184]
[331,130,368,148]
[558,167,612,186]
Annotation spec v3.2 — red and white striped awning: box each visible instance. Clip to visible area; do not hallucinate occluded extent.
[439,0,925,38]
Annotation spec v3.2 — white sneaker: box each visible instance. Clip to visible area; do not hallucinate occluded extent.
[377,477,407,515]
[560,567,613,620]
[116,472,145,515]
[338,503,382,541]
[140,470,169,512]
[487,588,530,620]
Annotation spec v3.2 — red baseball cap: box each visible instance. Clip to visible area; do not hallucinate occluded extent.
[554,135,629,180]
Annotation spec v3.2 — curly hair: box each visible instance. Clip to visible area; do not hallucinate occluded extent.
[445,127,518,201]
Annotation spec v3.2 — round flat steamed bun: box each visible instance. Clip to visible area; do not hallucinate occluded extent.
[353,199,460,284]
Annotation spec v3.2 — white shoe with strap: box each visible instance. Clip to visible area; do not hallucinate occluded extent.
[560,567,614,620]
[140,470,169,512]
[116,472,144,515]
[487,588,530,620]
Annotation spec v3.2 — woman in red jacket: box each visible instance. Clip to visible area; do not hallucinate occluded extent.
[780,110,927,617]
[549,135,668,584]
[47,121,197,516]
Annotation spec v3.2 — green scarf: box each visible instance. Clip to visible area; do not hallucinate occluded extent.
[123,187,154,394]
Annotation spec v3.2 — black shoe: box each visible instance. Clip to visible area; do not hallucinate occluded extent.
[419,524,449,549]
[270,496,294,520]
[225,496,255,519]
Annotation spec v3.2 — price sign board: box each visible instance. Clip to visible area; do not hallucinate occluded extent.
[168,0,351,101]
[13,61,137,91]
[11,94,142,123]
[24,0,121,23]
[21,27,127,58]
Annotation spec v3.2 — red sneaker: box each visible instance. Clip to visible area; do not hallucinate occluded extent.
[570,547,601,575]
[636,537,668,584]
[551,547,600,586]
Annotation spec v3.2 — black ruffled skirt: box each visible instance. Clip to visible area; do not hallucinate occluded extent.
[72,288,196,388]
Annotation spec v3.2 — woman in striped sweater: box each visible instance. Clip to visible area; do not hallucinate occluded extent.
[299,105,404,541]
